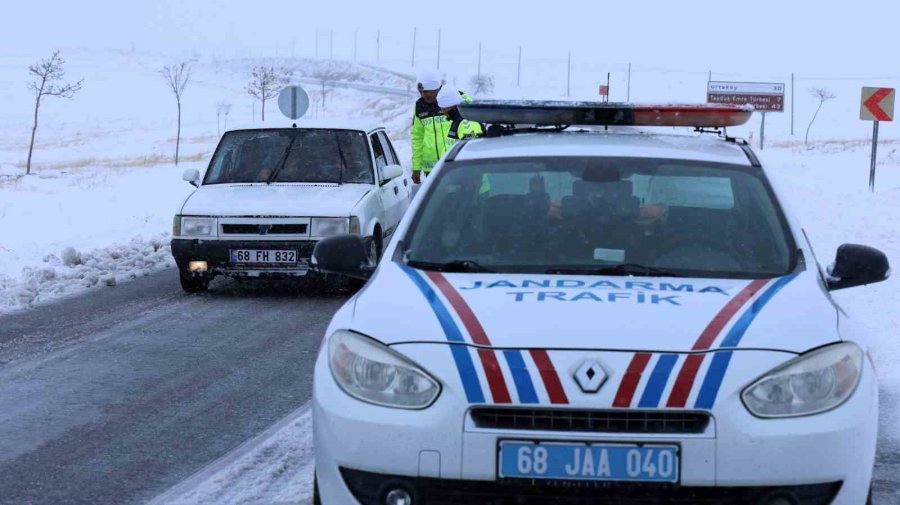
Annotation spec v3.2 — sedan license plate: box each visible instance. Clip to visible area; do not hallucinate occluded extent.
[499,441,679,483]
[230,249,297,265]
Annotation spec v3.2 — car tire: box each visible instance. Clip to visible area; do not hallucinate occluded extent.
[179,270,209,293]
[313,473,322,505]
[370,228,383,264]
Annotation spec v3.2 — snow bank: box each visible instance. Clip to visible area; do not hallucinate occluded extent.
[0,165,24,180]
[0,159,199,313]
[160,410,315,505]
[0,235,173,309]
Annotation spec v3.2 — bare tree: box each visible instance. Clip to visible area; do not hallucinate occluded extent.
[160,62,192,165]
[469,74,494,96]
[309,67,342,110]
[805,87,836,146]
[216,101,232,135]
[246,66,292,121]
[26,51,83,175]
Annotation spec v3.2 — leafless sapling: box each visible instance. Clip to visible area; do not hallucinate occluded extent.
[26,51,83,175]
[161,62,192,165]
[246,66,292,121]
[806,87,836,146]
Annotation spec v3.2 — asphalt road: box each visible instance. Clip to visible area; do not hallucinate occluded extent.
[0,271,347,505]
[0,270,897,504]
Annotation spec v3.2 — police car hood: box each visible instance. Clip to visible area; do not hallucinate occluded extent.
[352,263,838,354]
[180,183,371,217]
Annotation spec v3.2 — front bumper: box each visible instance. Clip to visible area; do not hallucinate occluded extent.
[170,238,315,277]
[313,344,878,505]
[339,468,841,505]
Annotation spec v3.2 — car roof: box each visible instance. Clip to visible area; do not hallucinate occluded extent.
[224,119,384,135]
[454,130,753,166]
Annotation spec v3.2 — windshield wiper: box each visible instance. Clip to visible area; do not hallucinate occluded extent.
[335,131,346,185]
[266,136,298,184]
[406,259,496,273]
[545,264,685,277]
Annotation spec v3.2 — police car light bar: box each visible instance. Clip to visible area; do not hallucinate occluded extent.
[458,100,754,128]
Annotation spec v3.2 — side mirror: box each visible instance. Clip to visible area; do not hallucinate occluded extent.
[312,234,375,280]
[182,168,200,187]
[826,244,890,291]
[382,164,404,182]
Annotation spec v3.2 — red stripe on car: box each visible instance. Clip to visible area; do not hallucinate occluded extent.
[426,272,512,404]
[613,353,653,407]
[529,349,569,405]
[666,279,770,407]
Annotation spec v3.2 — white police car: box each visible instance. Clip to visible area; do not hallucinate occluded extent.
[310,102,889,505]
[170,122,411,292]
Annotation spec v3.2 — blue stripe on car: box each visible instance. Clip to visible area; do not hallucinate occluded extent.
[694,274,799,409]
[502,350,540,404]
[400,265,486,403]
[637,354,679,408]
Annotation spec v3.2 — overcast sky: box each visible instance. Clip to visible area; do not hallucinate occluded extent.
[3,0,899,79]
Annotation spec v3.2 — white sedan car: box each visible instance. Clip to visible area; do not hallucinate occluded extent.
[170,122,411,292]
[310,103,888,505]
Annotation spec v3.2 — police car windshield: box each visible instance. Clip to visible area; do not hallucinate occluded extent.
[404,156,797,278]
[204,129,373,184]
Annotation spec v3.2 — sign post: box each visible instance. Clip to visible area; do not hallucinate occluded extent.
[277,85,310,121]
[708,81,785,150]
[860,87,895,192]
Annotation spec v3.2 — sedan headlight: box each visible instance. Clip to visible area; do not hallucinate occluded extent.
[742,342,863,418]
[180,217,217,237]
[311,217,349,237]
[328,330,441,409]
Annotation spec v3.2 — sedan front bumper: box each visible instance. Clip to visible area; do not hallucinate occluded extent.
[170,238,316,277]
[313,344,877,505]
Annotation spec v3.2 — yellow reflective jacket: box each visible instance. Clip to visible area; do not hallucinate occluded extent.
[411,92,477,172]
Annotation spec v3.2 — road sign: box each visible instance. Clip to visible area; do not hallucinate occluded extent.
[860,87,895,122]
[277,85,310,120]
[707,81,785,112]
[599,85,609,97]
[860,87,895,192]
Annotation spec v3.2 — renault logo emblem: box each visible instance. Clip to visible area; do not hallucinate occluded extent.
[574,360,608,393]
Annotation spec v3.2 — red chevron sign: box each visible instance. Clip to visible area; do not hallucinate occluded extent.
[860,87,895,121]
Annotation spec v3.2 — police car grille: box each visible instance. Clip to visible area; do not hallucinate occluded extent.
[470,408,710,434]
[221,224,307,235]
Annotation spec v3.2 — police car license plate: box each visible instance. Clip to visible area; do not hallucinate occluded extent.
[499,441,679,483]
[230,249,297,265]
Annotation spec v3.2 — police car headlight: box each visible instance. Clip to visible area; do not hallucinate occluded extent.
[180,217,217,237]
[328,330,441,409]
[742,342,863,418]
[311,218,349,237]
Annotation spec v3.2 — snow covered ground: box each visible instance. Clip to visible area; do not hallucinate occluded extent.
[150,406,315,505]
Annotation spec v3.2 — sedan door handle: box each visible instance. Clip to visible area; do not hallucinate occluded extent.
[393,185,399,195]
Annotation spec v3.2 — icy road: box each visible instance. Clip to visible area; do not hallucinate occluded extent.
[0,273,345,505]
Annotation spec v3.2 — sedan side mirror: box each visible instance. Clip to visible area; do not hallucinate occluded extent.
[382,164,404,183]
[826,244,890,291]
[312,234,375,280]
[182,168,200,187]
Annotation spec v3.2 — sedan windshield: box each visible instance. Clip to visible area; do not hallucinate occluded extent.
[204,129,374,184]
[404,156,797,278]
